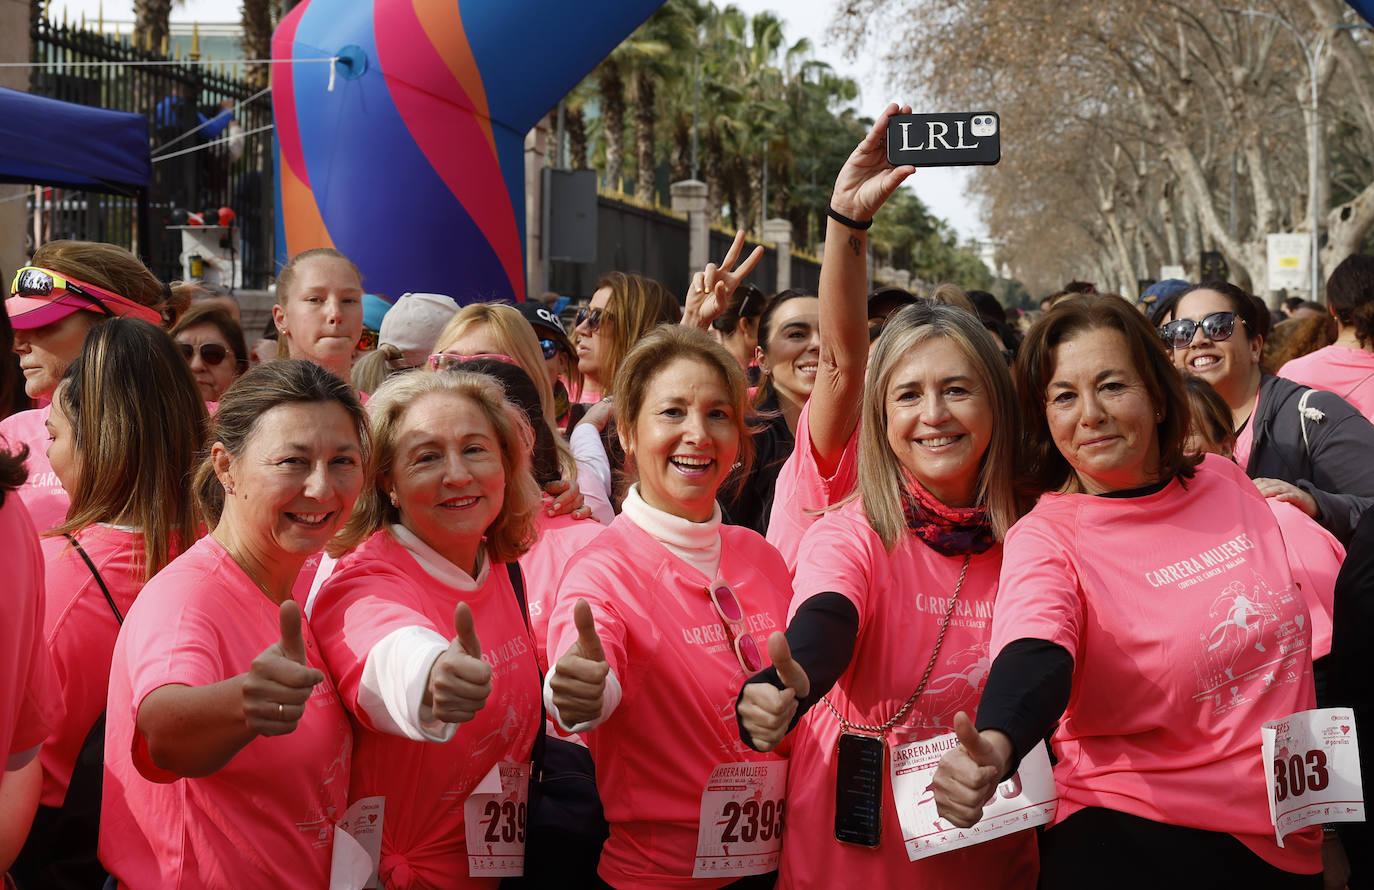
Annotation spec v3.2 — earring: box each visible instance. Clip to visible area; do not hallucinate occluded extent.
[389,491,399,508]
[224,482,235,495]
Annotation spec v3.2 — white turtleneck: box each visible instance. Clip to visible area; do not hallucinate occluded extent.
[544,485,724,733]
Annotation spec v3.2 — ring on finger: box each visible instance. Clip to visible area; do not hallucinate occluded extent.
[277,702,284,719]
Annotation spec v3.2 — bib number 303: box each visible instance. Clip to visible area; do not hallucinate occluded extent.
[1261,708,1364,847]
[693,761,787,878]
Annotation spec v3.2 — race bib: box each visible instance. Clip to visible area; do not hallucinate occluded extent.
[692,761,787,878]
[463,761,531,877]
[1261,708,1364,846]
[891,733,1056,862]
[331,796,384,890]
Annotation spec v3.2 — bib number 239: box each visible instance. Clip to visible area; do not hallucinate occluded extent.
[693,761,787,878]
[464,761,531,877]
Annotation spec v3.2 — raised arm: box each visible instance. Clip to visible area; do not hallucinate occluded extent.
[809,103,915,472]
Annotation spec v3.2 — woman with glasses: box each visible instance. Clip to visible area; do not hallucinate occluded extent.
[569,273,681,516]
[308,369,543,888]
[171,302,249,403]
[11,319,206,889]
[734,301,1035,889]
[933,294,1323,887]
[1159,281,1374,543]
[545,326,792,889]
[2,240,181,533]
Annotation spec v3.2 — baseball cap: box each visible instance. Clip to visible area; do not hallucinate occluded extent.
[515,300,574,358]
[378,292,461,369]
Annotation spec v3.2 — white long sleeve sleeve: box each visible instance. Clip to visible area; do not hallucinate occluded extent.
[542,664,623,733]
[571,422,616,525]
[358,626,455,742]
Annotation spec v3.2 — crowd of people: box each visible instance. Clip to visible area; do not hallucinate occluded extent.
[3,103,1374,890]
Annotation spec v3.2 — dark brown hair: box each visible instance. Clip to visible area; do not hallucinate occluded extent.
[1014,293,1200,495]
[1327,254,1374,346]
[171,301,250,371]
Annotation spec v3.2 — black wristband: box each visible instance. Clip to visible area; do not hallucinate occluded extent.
[826,204,873,230]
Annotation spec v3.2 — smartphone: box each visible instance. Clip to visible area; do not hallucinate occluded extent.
[885,112,1001,168]
[834,732,884,847]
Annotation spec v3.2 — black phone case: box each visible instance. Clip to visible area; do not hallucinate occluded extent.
[834,732,885,847]
[885,112,1001,168]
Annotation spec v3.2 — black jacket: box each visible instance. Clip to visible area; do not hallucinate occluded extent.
[1245,374,1374,543]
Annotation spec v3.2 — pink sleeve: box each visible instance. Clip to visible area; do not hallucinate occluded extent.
[310,563,447,713]
[13,587,61,759]
[795,399,859,497]
[789,511,877,626]
[990,514,1085,658]
[546,554,631,683]
[1271,500,1343,659]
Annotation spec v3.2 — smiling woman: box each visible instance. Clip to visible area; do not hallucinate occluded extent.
[308,369,543,888]
[101,359,368,889]
[933,294,1326,888]
[544,326,793,889]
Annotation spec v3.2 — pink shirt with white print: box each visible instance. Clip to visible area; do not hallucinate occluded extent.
[780,498,1037,890]
[764,398,859,573]
[545,512,792,890]
[101,535,353,890]
[992,454,1320,874]
[0,405,69,533]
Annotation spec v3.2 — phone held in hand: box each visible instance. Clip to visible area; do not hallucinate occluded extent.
[834,731,885,847]
[885,112,1001,168]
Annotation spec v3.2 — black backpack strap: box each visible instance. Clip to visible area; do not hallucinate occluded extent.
[64,533,122,625]
[506,561,548,781]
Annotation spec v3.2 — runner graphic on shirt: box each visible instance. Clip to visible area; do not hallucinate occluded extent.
[1192,570,1307,717]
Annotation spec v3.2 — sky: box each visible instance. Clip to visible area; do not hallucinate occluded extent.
[48,0,987,240]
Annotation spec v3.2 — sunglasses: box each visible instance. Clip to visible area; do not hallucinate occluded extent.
[180,342,230,366]
[1158,311,1244,350]
[427,351,517,372]
[538,338,561,360]
[574,307,610,333]
[707,579,764,674]
[11,266,165,326]
[357,328,379,351]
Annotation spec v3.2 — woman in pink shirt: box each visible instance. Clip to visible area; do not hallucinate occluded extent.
[101,360,367,890]
[735,297,1034,889]
[310,369,544,889]
[1280,254,1374,420]
[934,294,1323,887]
[10,319,205,888]
[2,241,180,533]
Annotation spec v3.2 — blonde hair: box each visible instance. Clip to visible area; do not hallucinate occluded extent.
[273,248,362,359]
[351,343,405,395]
[433,303,576,479]
[50,319,207,579]
[927,281,976,314]
[332,370,541,562]
[857,302,1019,551]
[589,271,682,389]
[613,325,754,500]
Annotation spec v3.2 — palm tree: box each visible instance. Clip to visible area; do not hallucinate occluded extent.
[241,0,276,89]
[626,0,693,203]
[134,0,173,56]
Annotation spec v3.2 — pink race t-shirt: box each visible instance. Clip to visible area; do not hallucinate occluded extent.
[1269,498,1342,659]
[1279,345,1374,421]
[545,517,792,890]
[1,495,62,765]
[991,455,1320,874]
[764,398,859,573]
[101,535,353,890]
[311,528,541,890]
[523,511,605,671]
[780,499,1036,890]
[40,527,158,807]
[0,406,69,534]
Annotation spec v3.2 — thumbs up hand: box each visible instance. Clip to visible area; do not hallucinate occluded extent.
[931,711,1013,828]
[244,600,326,736]
[550,599,611,727]
[427,602,494,725]
[737,632,810,752]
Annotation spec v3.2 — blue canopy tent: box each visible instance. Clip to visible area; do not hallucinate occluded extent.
[0,86,152,257]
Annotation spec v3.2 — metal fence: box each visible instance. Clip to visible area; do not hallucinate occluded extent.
[27,16,275,288]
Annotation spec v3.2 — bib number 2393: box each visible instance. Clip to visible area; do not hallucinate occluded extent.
[464,761,531,877]
[693,761,787,878]
[1261,708,1364,846]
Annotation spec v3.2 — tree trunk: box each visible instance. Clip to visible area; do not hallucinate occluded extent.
[567,106,588,170]
[598,63,626,193]
[241,0,273,89]
[1323,181,1374,271]
[133,0,172,56]
[633,70,656,203]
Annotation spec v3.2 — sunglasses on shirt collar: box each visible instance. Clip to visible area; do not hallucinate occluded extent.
[707,579,764,674]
